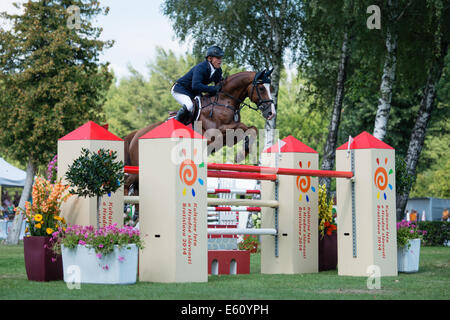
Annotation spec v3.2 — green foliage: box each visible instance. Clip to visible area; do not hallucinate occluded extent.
[410,54,450,198]
[65,148,124,198]
[162,0,302,68]
[104,48,196,137]
[417,221,450,246]
[0,0,113,168]
[395,155,415,196]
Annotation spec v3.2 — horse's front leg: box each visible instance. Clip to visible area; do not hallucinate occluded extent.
[217,122,258,163]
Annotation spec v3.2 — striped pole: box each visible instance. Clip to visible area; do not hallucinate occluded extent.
[207,228,277,236]
[125,164,353,179]
[207,188,260,195]
[208,163,353,179]
[207,170,277,181]
[208,206,261,212]
[207,198,278,208]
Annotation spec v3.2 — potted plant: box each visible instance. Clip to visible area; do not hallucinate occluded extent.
[64,148,124,229]
[51,223,143,284]
[318,184,337,271]
[397,220,427,273]
[16,175,71,281]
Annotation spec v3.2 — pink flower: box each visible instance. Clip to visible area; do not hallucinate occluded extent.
[78,240,86,245]
[98,244,104,248]
[118,255,125,262]
[96,253,102,259]
[102,265,109,271]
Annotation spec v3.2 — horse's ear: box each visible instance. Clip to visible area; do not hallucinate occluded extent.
[266,68,274,77]
[257,69,265,79]
[253,70,265,83]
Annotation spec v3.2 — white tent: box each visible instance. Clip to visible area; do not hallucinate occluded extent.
[0,157,26,187]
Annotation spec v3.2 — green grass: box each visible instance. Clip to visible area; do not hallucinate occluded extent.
[0,244,449,300]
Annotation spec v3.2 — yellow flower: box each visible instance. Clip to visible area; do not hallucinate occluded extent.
[46,228,54,235]
[54,215,62,221]
[35,223,41,229]
[34,214,43,222]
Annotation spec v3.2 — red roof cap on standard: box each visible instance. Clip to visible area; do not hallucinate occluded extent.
[337,131,394,150]
[59,121,123,141]
[263,135,318,153]
[140,118,205,139]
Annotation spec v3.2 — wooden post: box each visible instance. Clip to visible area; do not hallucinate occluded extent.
[138,119,208,283]
[260,136,319,274]
[336,131,397,276]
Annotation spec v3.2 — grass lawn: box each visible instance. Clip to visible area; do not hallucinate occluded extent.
[0,243,449,300]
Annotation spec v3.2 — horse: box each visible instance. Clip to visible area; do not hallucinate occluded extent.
[123,69,276,195]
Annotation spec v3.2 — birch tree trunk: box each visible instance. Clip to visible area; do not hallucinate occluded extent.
[373,0,398,140]
[319,31,351,195]
[6,158,36,245]
[373,11,398,141]
[396,42,448,220]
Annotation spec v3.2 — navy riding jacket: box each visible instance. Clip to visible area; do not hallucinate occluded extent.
[173,60,223,99]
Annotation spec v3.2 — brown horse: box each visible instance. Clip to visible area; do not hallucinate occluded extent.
[123,69,276,195]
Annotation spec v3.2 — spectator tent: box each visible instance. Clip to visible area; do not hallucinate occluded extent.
[0,157,26,187]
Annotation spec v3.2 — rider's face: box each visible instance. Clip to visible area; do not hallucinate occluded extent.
[209,56,222,69]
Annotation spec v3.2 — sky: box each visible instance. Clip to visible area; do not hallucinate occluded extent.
[0,0,191,80]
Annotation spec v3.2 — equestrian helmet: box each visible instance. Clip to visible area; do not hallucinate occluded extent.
[205,46,224,58]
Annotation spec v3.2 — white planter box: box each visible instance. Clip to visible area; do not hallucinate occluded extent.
[397,238,421,273]
[61,244,138,284]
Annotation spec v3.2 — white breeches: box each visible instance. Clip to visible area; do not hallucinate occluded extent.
[171,86,194,111]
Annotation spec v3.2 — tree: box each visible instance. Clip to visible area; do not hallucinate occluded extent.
[396,0,450,218]
[162,0,304,148]
[0,0,113,244]
[372,0,416,141]
[104,48,197,137]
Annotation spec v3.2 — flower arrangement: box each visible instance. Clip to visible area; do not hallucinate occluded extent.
[47,155,58,183]
[238,234,259,253]
[15,176,71,237]
[64,148,124,228]
[318,184,336,239]
[397,220,427,248]
[51,223,144,257]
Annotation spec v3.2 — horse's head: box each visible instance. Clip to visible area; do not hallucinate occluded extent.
[248,69,276,120]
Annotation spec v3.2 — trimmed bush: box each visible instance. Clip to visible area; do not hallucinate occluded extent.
[417,221,450,246]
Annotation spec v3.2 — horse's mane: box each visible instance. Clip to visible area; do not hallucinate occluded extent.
[222,71,254,89]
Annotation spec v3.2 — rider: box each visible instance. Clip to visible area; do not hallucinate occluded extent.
[171,45,224,125]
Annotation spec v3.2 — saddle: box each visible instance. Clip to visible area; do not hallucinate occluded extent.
[168,96,202,125]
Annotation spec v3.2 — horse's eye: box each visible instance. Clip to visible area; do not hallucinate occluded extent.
[259,87,265,92]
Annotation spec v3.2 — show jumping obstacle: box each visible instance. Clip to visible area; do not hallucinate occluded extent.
[59,119,398,283]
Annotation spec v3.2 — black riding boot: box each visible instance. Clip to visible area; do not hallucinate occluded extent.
[175,105,192,125]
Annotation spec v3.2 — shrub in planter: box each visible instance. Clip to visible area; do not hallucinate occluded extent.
[64,148,124,229]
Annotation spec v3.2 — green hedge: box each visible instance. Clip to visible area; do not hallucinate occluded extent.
[417,221,450,246]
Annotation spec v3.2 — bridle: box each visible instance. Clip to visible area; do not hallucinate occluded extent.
[203,70,274,120]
